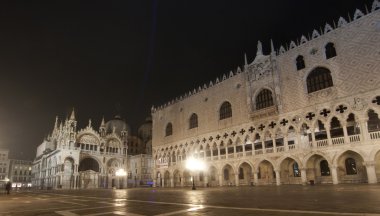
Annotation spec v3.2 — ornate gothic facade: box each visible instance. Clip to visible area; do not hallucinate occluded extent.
[151,1,380,187]
[32,110,153,189]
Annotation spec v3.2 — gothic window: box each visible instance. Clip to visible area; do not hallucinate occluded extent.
[296,55,305,70]
[165,123,173,136]
[189,113,198,129]
[345,158,357,175]
[320,160,330,176]
[325,42,337,59]
[256,89,274,110]
[368,109,380,132]
[293,162,301,177]
[306,67,333,93]
[219,101,232,120]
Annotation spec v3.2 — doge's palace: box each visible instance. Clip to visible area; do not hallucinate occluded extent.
[151,1,380,188]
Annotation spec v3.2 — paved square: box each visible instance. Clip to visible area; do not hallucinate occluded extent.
[1,185,380,216]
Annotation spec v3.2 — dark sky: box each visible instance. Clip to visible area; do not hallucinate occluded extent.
[0,0,373,160]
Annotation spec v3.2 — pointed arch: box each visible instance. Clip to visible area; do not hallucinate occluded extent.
[306,67,333,93]
[325,42,337,59]
[219,101,232,120]
[255,89,274,110]
[189,113,198,129]
[165,122,173,136]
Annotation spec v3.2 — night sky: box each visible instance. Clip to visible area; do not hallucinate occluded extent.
[0,0,373,160]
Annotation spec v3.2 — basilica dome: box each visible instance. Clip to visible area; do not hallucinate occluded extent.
[105,115,131,136]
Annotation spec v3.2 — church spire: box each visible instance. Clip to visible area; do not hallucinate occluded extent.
[69,108,75,120]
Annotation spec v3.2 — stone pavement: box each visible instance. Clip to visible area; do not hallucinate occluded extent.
[1,185,380,216]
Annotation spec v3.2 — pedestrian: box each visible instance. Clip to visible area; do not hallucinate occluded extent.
[5,181,11,195]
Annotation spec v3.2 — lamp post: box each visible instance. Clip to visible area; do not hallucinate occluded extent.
[186,157,205,190]
[115,168,127,189]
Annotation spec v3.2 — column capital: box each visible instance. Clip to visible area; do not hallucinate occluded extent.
[363,161,376,167]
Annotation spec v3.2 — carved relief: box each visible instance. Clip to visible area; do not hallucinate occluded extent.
[247,57,273,81]
[351,97,367,111]
[78,134,99,145]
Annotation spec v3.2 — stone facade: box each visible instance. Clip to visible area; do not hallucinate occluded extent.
[8,159,32,188]
[0,149,10,188]
[32,110,153,189]
[151,2,380,188]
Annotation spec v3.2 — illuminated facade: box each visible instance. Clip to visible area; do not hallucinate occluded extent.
[152,2,380,187]
[32,111,153,189]
[0,149,10,188]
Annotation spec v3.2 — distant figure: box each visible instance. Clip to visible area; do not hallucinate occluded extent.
[5,182,11,195]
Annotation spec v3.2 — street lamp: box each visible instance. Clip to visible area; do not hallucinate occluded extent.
[115,169,127,189]
[186,157,205,190]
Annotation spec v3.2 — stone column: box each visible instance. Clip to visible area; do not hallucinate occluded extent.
[153,179,157,187]
[272,138,277,152]
[180,176,184,187]
[325,125,332,146]
[310,128,316,148]
[358,117,369,141]
[300,168,307,185]
[275,170,281,186]
[330,165,339,185]
[170,178,174,188]
[261,140,265,154]
[204,176,209,187]
[74,175,77,189]
[284,136,289,151]
[253,172,259,185]
[161,178,165,188]
[235,174,239,187]
[218,175,223,186]
[296,131,301,149]
[364,161,378,184]
[210,148,214,160]
[242,143,246,156]
[342,123,349,144]
[217,147,221,160]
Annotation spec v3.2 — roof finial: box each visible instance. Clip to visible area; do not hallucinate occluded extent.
[270,39,275,55]
[88,119,92,127]
[70,108,75,120]
[100,116,105,127]
[256,40,263,56]
[244,53,248,66]
[54,116,59,129]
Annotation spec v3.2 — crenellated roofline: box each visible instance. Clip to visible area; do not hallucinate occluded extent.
[151,0,380,114]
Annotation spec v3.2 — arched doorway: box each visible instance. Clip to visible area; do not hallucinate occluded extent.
[208,166,218,187]
[280,157,302,184]
[222,164,235,186]
[173,170,181,187]
[79,158,100,189]
[257,160,275,185]
[306,154,332,184]
[62,157,75,189]
[183,170,192,187]
[238,162,253,186]
[164,171,170,187]
[107,159,122,188]
[337,150,367,183]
